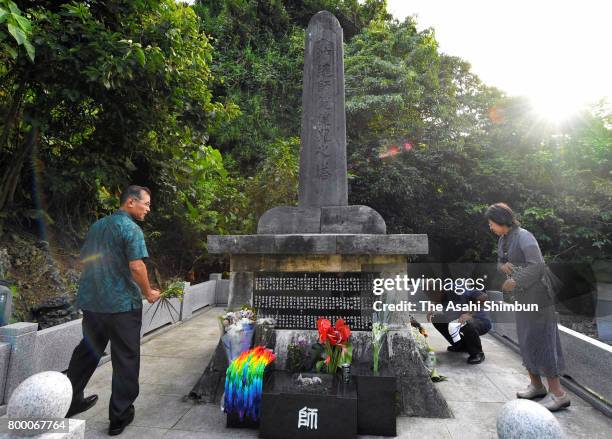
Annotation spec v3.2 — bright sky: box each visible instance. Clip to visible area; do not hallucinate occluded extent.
[387,0,612,122]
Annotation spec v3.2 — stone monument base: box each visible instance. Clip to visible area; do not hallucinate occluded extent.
[189,325,452,419]
[257,205,387,234]
[271,328,452,418]
[194,232,451,418]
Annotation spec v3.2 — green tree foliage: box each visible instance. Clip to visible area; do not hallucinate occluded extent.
[470,98,612,261]
[246,136,299,219]
[0,0,34,61]
[1,0,609,283]
[343,17,610,262]
[0,0,242,272]
[344,17,503,260]
[192,0,302,168]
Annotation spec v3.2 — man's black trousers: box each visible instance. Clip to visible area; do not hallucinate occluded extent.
[66,308,142,422]
[432,315,489,355]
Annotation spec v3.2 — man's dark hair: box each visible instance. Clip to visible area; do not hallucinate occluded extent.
[485,202,519,227]
[120,185,151,205]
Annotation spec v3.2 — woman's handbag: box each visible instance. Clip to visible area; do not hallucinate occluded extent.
[541,266,563,301]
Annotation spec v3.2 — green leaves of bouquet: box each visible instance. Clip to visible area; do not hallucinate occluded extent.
[146,279,185,325]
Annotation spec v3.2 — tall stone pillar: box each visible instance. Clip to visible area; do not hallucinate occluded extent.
[299,11,347,208]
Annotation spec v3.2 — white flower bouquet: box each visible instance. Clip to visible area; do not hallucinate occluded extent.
[219,305,257,362]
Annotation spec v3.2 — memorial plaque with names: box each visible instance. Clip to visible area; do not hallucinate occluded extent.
[253,272,376,330]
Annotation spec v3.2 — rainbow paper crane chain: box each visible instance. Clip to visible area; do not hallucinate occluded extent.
[224,345,276,421]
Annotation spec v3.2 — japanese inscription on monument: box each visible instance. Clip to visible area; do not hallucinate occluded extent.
[253,272,375,330]
[299,11,347,207]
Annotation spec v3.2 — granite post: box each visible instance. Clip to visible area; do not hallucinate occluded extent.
[0,285,12,326]
[180,282,193,321]
[0,322,38,404]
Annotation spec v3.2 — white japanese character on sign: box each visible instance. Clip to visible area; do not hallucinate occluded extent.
[297,406,318,430]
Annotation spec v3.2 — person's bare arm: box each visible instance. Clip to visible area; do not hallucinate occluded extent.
[129,259,160,303]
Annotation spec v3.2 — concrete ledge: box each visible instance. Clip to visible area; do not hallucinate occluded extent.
[207,234,428,255]
[34,319,83,374]
[558,324,612,407]
[184,281,216,317]
[229,254,407,273]
[0,322,37,336]
[141,297,181,336]
[0,343,10,402]
[335,234,427,254]
[214,279,229,305]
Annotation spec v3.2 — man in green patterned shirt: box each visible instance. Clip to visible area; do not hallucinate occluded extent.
[65,186,160,435]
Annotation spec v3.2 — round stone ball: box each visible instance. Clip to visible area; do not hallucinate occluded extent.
[7,371,73,419]
[497,399,564,439]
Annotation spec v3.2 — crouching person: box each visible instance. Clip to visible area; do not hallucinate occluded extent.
[428,289,491,364]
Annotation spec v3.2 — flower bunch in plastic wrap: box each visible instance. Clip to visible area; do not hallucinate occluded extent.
[219,305,258,362]
[218,305,257,334]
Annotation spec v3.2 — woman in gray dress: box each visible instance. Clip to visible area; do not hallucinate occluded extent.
[485,203,570,411]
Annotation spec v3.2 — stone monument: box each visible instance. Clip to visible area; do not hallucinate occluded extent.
[257,9,383,235]
[198,10,451,418]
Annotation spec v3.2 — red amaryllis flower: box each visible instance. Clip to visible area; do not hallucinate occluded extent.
[335,319,351,344]
[326,326,341,346]
[317,318,352,346]
[317,318,332,344]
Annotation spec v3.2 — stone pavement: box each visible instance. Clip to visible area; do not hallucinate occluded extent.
[79,307,612,438]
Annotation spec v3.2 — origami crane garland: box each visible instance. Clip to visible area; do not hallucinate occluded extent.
[223,345,276,421]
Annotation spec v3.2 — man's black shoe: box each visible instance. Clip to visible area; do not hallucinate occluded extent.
[66,395,98,418]
[108,405,135,436]
[467,352,485,364]
[447,344,467,353]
